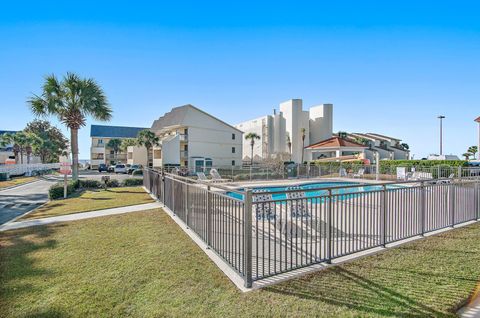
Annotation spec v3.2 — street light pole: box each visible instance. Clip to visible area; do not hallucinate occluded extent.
[438,115,445,155]
[475,116,480,160]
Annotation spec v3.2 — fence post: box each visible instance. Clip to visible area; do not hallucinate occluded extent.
[185,183,189,228]
[161,172,166,206]
[450,183,456,227]
[476,181,480,221]
[458,166,462,179]
[326,189,333,264]
[420,181,425,236]
[244,189,253,288]
[206,185,212,247]
[381,185,387,247]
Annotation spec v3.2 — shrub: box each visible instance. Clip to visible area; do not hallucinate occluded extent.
[132,169,143,176]
[79,179,101,188]
[0,172,9,181]
[106,179,120,187]
[123,178,143,186]
[49,182,75,200]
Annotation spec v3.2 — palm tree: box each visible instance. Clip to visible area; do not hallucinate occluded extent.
[245,132,260,166]
[120,138,137,152]
[300,128,306,163]
[25,133,43,164]
[468,146,478,159]
[0,132,38,164]
[137,130,159,167]
[28,73,112,180]
[286,134,292,161]
[463,153,472,160]
[106,138,122,163]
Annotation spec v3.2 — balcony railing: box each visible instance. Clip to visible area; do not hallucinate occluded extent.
[179,134,188,142]
[180,150,188,158]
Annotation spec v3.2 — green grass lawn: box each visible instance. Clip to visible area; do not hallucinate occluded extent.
[1,209,479,317]
[0,176,37,189]
[20,187,153,220]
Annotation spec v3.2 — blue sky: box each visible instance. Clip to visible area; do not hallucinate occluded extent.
[1,1,479,159]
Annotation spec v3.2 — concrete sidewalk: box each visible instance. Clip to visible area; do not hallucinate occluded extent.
[0,202,162,232]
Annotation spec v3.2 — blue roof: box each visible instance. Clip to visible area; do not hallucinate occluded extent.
[90,125,147,138]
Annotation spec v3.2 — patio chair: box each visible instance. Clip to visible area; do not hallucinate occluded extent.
[196,172,209,181]
[209,168,232,182]
[286,186,310,218]
[252,190,276,221]
[339,168,347,178]
[353,168,365,179]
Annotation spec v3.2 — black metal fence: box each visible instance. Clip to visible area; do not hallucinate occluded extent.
[144,168,480,288]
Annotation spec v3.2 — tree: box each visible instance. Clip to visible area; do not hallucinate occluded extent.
[286,133,292,161]
[25,133,43,164]
[338,131,348,139]
[106,139,122,163]
[0,133,19,163]
[136,130,159,167]
[300,128,306,163]
[463,153,472,160]
[28,73,112,180]
[24,120,68,163]
[401,143,410,150]
[245,132,260,166]
[468,146,478,159]
[120,138,137,152]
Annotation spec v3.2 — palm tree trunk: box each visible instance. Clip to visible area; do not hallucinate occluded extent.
[20,149,24,164]
[71,128,79,181]
[250,143,254,166]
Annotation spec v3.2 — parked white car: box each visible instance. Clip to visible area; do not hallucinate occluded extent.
[114,164,127,174]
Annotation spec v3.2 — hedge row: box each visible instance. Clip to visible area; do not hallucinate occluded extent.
[49,178,144,200]
[378,160,468,168]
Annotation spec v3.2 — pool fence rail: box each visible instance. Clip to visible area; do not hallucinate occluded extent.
[144,168,480,288]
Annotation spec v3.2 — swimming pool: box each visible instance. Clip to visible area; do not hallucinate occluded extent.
[226,181,400,200]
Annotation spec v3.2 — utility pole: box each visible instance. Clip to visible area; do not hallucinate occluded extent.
[438,115,445,155]
[475,117,480,160]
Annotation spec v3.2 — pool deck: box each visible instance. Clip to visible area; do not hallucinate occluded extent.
[222,177,390,191]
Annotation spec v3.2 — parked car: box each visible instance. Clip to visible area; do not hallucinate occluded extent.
[107,165,115,173]
[114,164,127,174]
[127,164,143,174]
[98,163,108,172]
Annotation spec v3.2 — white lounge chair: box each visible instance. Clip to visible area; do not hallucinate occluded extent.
[196,172,209,181]
[353,168,365,179]
[339,168,347,178]
[209,168,231,182]
[286,186,310,218]
[252,190,276,221]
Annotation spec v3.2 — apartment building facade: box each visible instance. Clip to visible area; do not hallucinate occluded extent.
[347,132,410,161]
[90,125,147,169]
[150,104,243,171]
[235,99,333,163]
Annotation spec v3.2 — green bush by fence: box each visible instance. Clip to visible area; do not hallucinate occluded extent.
[379,160,468,168]
[49,182,76,200]
[123,178,143,186]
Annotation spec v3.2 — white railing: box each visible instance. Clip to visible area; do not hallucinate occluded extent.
[0,163,60,176]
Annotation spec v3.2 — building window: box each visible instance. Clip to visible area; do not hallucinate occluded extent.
[232,160,235,166]
[232,133,235,140]
[184,161,188,166]
[232,147,235,153]
[153,149,162,159]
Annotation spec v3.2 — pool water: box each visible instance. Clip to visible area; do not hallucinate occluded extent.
[226,181,399,201]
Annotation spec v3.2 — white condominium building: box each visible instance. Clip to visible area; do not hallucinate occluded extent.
[150,104,243,171]
[235,99,333,163]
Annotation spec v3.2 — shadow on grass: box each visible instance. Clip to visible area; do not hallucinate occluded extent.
[266,266,451,317]
[0,224,61,303]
